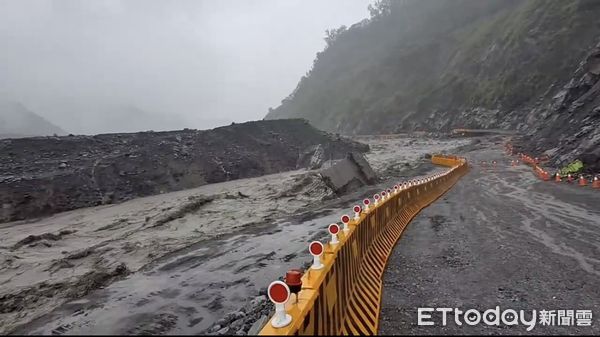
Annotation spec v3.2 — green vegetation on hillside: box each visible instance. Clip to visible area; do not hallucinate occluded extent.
[266,0,600,135]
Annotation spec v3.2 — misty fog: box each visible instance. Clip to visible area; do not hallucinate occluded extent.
[0,0,371,135]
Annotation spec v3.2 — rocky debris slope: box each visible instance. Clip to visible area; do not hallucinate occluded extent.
[0,119,368,223]
[514,41,600,173]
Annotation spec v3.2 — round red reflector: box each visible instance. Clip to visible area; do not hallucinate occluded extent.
[329,224,339,234]
[268,281,290,304]
[353,205,361,213]
[309,241,323,256]
[341,215,350,223]
[363,198,370,205]
[381,191,386,196]
[374,194,380,200]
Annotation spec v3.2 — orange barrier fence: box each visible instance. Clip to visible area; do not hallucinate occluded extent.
[258,155,469,335]
[504,142,599,189]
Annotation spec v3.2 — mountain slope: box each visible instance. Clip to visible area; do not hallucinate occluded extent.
[0,101,65,138]
[516,41,600,173]
[266,0,600,135]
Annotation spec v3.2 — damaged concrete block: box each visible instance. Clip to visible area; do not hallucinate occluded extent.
[318,152,378,195]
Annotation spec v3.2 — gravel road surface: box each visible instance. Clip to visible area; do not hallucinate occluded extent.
[380,138,600,335]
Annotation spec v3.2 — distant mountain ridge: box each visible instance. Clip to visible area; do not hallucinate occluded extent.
[0,100,66,138]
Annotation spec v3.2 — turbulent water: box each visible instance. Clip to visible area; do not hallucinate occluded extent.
[0,136,469,335]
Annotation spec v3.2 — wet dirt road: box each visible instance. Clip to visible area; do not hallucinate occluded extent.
[379,139,600,335]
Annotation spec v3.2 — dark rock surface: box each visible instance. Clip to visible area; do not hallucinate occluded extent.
[0,119,368,223]
[319,152,378,195]
[201,295,273,336]
[515,42,600,173]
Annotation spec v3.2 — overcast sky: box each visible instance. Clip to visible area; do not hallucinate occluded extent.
[0,0,371,134]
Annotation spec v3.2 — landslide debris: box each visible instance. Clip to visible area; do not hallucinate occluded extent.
[0,119,367,223]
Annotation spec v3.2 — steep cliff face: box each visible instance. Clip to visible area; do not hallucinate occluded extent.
[516,42,600,173]
[266,0,600,136]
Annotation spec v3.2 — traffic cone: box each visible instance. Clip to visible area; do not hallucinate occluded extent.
[542,171,550,181]
[555,172,561,182]
[592,176,600,189]
[579,175,588,186]
[567,174,573,183]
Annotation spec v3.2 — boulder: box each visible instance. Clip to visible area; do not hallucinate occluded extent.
[318,152,378,195]
[247,316,268,336]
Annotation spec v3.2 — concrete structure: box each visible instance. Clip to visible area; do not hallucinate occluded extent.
[318,152,377,194]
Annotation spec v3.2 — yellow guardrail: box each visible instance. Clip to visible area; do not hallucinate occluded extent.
[259,155,469,335]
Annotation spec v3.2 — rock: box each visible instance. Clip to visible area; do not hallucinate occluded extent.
[251,295,266,307]
[318,152,377,195]
[247,315,268,336]
[230,318,244,329]
[216,326,230,335]
[308,144,326,169]
[235,329,246,336]
[58,162,67,169]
